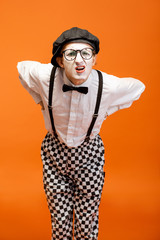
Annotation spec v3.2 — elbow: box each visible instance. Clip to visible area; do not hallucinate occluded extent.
[138,80,146,94]
[131,78,146,94]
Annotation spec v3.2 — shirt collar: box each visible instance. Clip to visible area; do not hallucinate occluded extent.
[62,69,92,87]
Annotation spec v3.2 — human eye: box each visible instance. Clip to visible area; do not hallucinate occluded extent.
[81,49,92,58]
[66,50,76,57]
[82,49,90,55]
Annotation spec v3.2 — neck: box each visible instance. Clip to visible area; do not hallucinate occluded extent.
[63,70,87,86]
[70,79,86,85]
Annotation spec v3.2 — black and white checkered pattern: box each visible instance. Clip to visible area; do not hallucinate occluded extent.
[41,133,105,240]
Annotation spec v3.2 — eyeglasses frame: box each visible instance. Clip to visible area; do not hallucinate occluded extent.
[62,48,95,61]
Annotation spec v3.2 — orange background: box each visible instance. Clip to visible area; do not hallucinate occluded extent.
[0,0,159,239]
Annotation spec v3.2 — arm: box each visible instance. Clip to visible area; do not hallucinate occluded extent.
[17,61,42,104]
[106,76,145,115]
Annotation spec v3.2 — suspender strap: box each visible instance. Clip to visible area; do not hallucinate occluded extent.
[48,66,57,137]
[85,70,103,141]
[48,67,103,141]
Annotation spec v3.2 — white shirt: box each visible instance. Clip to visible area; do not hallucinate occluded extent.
[17,61,145,147]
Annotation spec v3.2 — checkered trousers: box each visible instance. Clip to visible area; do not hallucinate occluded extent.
[41,132,105,240]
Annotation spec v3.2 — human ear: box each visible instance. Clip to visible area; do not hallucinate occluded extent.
[56,56,64,68]
[92,55,97,66]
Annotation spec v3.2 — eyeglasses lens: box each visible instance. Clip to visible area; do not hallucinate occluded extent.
[64,48,93,61]
[65,50,77,61]
[81,49,92,59]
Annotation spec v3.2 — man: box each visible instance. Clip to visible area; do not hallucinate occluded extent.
[17,27,145,240]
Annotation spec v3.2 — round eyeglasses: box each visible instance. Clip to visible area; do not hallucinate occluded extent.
[62,48,95,61]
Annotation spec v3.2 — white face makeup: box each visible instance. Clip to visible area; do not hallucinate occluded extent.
[57,42,97,85]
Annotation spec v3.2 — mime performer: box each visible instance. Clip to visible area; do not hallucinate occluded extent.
[17,27,145,240]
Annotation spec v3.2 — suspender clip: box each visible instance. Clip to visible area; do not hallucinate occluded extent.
[93,113,98,118]
[48,105,53,109]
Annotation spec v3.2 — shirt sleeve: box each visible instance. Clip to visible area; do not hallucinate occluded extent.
[106,76,145,116]
[17,61,42,104]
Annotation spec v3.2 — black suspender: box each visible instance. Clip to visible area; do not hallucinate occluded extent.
[48,66,57,137]
[48,67,103,142]
[85,70,103,141]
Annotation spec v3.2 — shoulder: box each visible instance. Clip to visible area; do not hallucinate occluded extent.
[92,69,120,93]
[17,61,53,72]
[17,61,53,80]
[92,69,145,91]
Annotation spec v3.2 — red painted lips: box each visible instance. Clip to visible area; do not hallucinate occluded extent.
[75,66,85,73]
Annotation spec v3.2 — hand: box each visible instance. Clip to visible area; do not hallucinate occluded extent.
[39,101,45,110]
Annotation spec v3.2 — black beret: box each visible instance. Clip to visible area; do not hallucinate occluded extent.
[51,27,100,66]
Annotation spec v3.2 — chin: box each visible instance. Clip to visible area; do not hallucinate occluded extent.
[75,74,88,81]
[71,77,87,85]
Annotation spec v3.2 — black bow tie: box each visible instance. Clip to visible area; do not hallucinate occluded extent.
[62,84,88,94]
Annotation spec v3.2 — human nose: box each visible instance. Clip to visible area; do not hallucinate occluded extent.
[75,51,84,63]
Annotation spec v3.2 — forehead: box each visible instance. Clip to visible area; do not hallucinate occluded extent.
[62,42,93,51]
